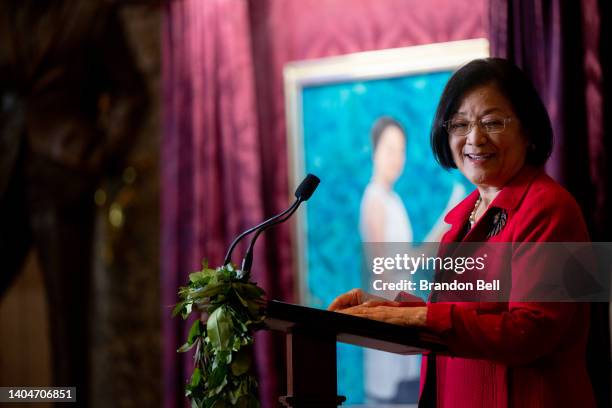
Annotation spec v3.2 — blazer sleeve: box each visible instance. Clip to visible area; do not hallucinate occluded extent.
[425,187,590,366]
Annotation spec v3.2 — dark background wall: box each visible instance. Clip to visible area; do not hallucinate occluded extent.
[0,3,161,407]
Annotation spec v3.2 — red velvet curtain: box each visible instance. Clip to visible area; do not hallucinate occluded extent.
[162,1,485,406]
[489,1,611,406]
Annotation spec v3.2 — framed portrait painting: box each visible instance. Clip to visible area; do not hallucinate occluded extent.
[284,38,489,406]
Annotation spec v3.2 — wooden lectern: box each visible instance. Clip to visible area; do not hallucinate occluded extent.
[265,300,446,408]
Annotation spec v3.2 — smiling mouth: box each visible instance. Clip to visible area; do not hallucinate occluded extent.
[465,153,494,161]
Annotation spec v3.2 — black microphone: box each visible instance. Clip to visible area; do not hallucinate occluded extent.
[294,173,320,201]
[223,174,320,269]
[240,174,319,273]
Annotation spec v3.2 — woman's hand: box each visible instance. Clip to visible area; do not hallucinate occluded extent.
[328,288,427,327]
[327,288,399,311]
[338,304,428,327]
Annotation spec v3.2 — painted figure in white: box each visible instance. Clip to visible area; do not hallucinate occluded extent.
[359,117,464,404]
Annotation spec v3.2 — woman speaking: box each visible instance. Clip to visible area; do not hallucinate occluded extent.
[329,58,596,407]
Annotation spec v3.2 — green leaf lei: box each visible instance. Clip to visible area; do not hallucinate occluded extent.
[173,261,266,408]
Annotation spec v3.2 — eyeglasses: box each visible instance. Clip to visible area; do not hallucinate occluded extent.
[444,116,513,136]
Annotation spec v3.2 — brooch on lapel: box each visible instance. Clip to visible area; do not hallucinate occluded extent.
[487,209,508,238]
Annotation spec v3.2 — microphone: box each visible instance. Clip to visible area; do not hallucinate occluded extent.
[222,174,320,269]
[240,174,319,273]
[294,173,320,201]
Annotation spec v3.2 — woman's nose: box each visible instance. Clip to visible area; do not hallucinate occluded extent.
[466,124,488,146]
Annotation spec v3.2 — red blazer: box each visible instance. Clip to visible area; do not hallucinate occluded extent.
[421,166,596,408]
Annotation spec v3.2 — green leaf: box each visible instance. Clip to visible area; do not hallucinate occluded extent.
[177,340,197,353]
[189,266,215,282]
[207,304,220,315]
[236,394,259,408]
[236,320,248,333]
[220,267,233,279]
[231,349,251,376]
[211,400,228,408]
[231,337,242,351]
[172,301,186,317]
[187,320,203,344]
[199,282,230,299]
[232,286,250,308]
[207,306,233,350]
[246,300,264,319]
[184,303,193,318]
[229,380,250,406]
[207,364,227,389]
[212,350,230,370]
[180,282,224,301]
[247,395,260,408]
[233,283,265,300]
[206,374,228,398]
[190,367,202,387]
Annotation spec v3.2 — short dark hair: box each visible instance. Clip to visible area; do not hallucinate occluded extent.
[430,58,553,169]
[371,116,406,151]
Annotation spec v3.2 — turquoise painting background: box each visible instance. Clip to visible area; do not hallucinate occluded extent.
[299,71,474,405]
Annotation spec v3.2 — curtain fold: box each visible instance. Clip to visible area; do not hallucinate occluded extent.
[489,1,611,406]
